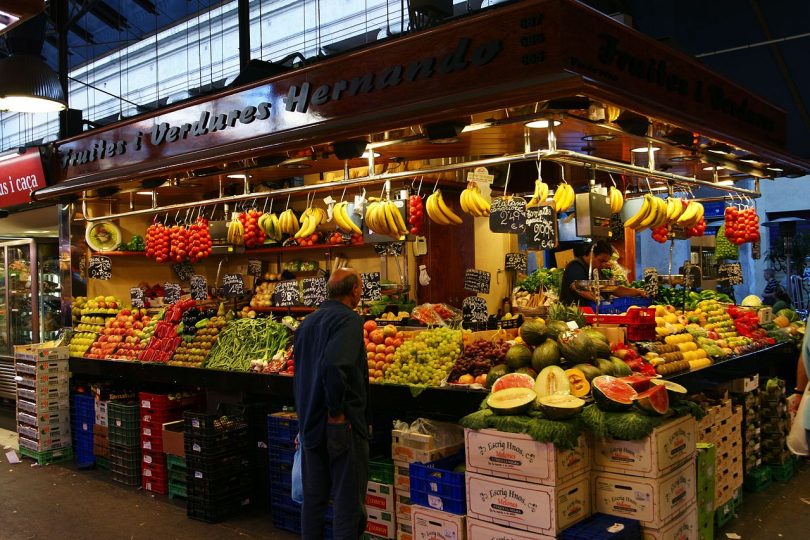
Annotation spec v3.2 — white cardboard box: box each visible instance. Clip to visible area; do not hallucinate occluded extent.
[593,458,696,529]
[366,480,396,512]
[464,429,590,485]
[366,506,396,539]
[411,506,466,540]
[466,517,555,540]
[593,415,696,478]
[466,471,590,536]
[642,506,698,540]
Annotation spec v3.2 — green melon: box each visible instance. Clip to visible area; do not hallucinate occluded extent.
[542,320,570,341]
[486,364,510,388]
[537,394,585,419]
[573,363,603,383]
[557,331,594,364]
[595,357,616,377]
[531,340,561,371]
[534,365,570,399]
[610,357,632,377]
[520,321,547,347]
[505,344,532,370]
[487,387,537,415]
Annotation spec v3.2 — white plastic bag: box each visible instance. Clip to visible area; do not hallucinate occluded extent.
[291,439,304,503]
[787,383,809,456]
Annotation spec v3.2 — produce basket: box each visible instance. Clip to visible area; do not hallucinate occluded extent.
[409,453,466,515]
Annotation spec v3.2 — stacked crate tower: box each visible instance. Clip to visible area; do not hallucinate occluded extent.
[93,397,110,470]
[72,393,96,467]
[760,379,796,482]
[108,401,142,487]
[14,344,72,465]
[184,407,253,522]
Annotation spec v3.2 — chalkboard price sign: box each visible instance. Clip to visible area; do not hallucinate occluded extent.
[302,277,327,307]
[610,212,625,242]
[462,296,489,323]
[464,269,491,294]
[718,263,743,286]
[525,204,558,250]
[489,196,527,233]
[190,275,208,300]
[130,287,145,308]
[643,267,659,299]
[88,255,112,280]
[163,282,182,304]
[222,274,244,298]
[360,272,381,301]
[172,262,195,282]
[504,252,528,274]
[273,280,301,307]
[247,259,262,278]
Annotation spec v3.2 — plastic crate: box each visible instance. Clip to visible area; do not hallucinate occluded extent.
[167,454,186,471]
[169,482,187,499]
[270,489,301,511]
[183,406,248,437]
[269,462,293,490]
[111,467,141,486]
[108,402,140,430]
[187,494,249,524]
[139,391,202,412]
[141,407,182,428]
[268,445,295,466]
[559,512,642,540]
[184,427,249,458]
[141,432,166,452]
[368,457,395,485]
[271,503,302,534]
[108,426,140,447]
[743,466,771,492]
[169,467,188,483]
[18,446,73,466]
[715,498,735,529]
[267,412,299,444]
[142,474,168,495]
[408,453,466,515]
[769,459,794,483]
[72,394,96,424]
[586,296,653,314]
[96,457,111,471]
[109,443,141,469]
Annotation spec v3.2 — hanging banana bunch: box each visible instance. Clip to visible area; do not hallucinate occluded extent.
[460,182,491,217]
[364,199,409,237]
[279,208,300,236]
[295,207,327,238]
[425,189,463,225]
[332,201,363,234]
[553,183,575,213]
[526,178,550,209]
[608,186,624,214]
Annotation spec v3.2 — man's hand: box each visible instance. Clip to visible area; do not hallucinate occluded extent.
[327,412,346,424]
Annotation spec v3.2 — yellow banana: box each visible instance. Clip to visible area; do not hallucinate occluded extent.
[460,187,472,214]
[527,179,550,209]
[227,216,244,246]
[436,190,463,224]
[554,184,575,213]
[389,202,409,235]
[609,186,624,214]
[638,196,661,230]
[652,198,670,228]
[471,189,490,217]
[625,194,651,230]
[426,192,450,225]
[676,201,699,227]
[280,209,300,235]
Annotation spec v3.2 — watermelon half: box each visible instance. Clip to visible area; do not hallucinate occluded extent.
[592,375,638,411]
[619,375,658,392]
[490,372,536,394]
[634,384,670,415]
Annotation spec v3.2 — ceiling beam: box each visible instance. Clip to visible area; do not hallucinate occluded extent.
[88,1,129,31]
[131,0,157,16]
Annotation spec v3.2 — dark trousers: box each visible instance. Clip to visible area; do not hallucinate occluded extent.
[301,423,369,540]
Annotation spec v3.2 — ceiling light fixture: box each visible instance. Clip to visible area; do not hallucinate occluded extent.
[581,134,615,142]
[362,151,381,159]
[766,166,784,172]
[702,166,724,171]
[715,180,734,186]
[227,173,248,179]
[525,119,561,129]
[135,191,153,196]
[630,146,661,153]
[333,139,368,160]
[0,54,66,113]
[669,155,698,162]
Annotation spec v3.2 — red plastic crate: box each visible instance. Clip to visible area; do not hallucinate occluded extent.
[141,408,182,428]
[141,432,165,452]
[138,392,201,412]
[627,324,656,341]
[142,474,168,494]
[142,449,167,470]
[583,307,656,325]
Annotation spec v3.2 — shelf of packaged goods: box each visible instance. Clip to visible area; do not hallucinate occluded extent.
[67,357,486,419]
[665,341,795,391]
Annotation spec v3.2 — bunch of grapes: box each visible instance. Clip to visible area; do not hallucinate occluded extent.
[448,339,510,382]
[383,327,462,386]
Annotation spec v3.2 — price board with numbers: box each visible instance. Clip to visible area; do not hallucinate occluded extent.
[222,274,244,298]
[524,204,558,250]
[88,255,112,280]
[489,196,527,233]
[643,267,659,299]
[718,263,743,286]
[130,287,145,308]
[273,280,301,307]
[464,269,491,294]
[247,259,262,278]
[360,272,381,301]
[302,277,327,307]
[163,282,182,304]
[462,296,489,323]
[190,275,208,300]
[504,252,528,274]
[172,262,195,282]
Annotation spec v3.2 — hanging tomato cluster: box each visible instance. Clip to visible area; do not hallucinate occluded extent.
[187,217,213,262]
[146,222,171,263]
[684,217,706,238]
[651,225,669,244]
[724,206,760,244]
[240,210,267,248]
[408,194,424,235]
[169,225,190,262]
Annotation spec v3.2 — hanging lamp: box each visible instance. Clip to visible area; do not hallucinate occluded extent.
[0,53,66,113]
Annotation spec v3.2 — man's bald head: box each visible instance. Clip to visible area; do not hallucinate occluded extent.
[327,268,361,303]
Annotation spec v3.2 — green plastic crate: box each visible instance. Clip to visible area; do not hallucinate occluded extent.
[168,482,187,499]
[18,446,73,466]
[166,454,186,471]
[769,459,794,483]
[368,457,394,485]
[744,466,771,492]
[95,457,111,471]
[714,498,735,530]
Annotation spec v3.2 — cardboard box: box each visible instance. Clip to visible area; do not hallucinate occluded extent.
[727,374,759,394]
[392,422,464,464]
[593,415,696,478]
[392,442,463,464]
[464,429,590,485]
[395,490,413,522]
[366,507,396,539]
[697,408,715,433]
[592,459,695,528]
[366,481,395,512]
[394,460,411,492]
[162,420,184,457]
[13,344,69,362]
[465,471,589,536]
[411,506,465,540]
[94,400,108,427]
[642,506,698,540]
[397,520,413,540]
[466,517,555,540]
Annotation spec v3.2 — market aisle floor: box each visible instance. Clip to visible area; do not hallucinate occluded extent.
[2,406,810,539]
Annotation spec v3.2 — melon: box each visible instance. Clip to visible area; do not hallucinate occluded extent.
[619,375,657,392]
[487,387,537,415]
[573,363,602,383]
[558,331,594,364]
[485,364,510,388]
[505,344,532,370]
[777,308,799,323]
[650,379,688,401]
[537,394,585,419]
[542,320,570,341]
[634,384,670,415]
[534,365,570,399]
[582,329,611,359]
[610,357,632,377]
[592,375,638,411]
[741,295,762,308]
[490,372,536,394]
[595,357,616,376]
[531,340,561,371]
[564,368,591,397]
[520,321,547,346]
[515,367,537,379]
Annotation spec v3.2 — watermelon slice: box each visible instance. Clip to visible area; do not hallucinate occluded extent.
[634,384,670,415]
[487,387,537,415]
[490,372,536,394]
[619,375,658,392]
[592,375,638,411]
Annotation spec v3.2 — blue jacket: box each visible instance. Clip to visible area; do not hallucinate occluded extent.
[803,318,810,430]
[293,300,370,448]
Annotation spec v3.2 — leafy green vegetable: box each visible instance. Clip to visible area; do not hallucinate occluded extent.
[517,268,562,295]
[486,414,532,433]
[526,417,583,449]
[580,404,609,438]
[604,411,662,440]
[548,302,586,327]
[459,409,494,430]
[671,399,706,420]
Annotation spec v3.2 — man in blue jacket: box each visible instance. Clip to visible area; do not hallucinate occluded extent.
[294,267,370,539]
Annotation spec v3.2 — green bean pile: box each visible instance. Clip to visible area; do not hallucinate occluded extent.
[204,317,291,372]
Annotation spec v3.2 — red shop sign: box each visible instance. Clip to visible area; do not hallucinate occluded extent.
[0,149,47,209]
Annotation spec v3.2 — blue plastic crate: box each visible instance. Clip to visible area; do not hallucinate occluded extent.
[587,296,652,314]
[272,503,302,534]
[72,394,96,427]
[266,413,298,445]
[269,462,293,490]
[268,445,295,466]
[409,453,466,515]
[560,513,642,540]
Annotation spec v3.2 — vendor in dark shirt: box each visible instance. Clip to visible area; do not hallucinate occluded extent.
[560,240,646,306]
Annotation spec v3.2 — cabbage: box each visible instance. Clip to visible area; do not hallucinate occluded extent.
[741,295,762,308]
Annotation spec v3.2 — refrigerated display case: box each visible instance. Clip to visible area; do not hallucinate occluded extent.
[0,239,61,400]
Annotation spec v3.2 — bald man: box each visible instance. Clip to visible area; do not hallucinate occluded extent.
[293,268,370,540]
